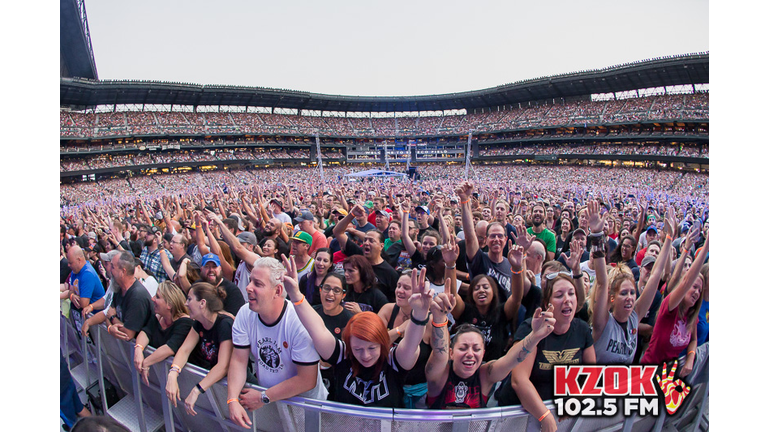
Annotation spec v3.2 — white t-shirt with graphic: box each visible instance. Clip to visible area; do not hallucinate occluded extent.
[232,301,328,400]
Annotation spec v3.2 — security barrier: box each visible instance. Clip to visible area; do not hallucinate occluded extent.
[61,314,709,432]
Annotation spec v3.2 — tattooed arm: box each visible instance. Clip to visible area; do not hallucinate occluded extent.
[425,292,456,397]
[480,305,555,395]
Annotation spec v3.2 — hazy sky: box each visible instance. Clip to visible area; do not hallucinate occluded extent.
[83,1,708,97]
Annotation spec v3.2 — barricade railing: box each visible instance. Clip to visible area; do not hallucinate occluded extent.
[61,313,709,432]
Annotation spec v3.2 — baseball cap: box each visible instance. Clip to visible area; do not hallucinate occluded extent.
[229,214,246,231]
[294,210,315,223]
[375,209,391,219]
[99,249,121,263]
[364,201,374,209]
[201,253,221,267]
[415,206,430,215]
[333,207,348,217]
[640,255,656,268]
[269,198,284,209]
[236,231,258,246]
[572,228,587,237]
[290,231,313,246]
[646,226,658,234]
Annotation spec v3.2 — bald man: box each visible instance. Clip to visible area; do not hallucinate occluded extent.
[65,245,106,316]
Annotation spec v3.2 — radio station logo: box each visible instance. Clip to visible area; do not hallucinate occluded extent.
[553,360,690,417]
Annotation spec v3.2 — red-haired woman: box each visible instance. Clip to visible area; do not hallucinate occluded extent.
[282,256,432,407]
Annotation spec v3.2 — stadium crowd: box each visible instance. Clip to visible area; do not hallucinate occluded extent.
[61,161,709,429]
[60,93,708,139]
[479,143,708,158]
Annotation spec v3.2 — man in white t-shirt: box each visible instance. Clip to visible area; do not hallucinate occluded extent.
[227,257,326,429]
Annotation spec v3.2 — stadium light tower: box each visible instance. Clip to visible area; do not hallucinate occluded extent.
[315,131,324,184]
[465,131,472,180]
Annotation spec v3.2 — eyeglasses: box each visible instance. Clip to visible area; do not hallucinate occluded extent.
[320,285,344,295]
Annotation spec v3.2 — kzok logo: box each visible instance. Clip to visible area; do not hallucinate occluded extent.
[553,361,690,417]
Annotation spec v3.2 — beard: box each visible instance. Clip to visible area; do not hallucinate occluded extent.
[532,217,543,227]
[144,237,155,248]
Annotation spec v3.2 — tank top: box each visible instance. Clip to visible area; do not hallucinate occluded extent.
[427,361,487,409]
[593,311,639,364]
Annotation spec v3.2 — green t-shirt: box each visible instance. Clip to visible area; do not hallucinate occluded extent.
[527,227,556,253]
[384,238,401,251]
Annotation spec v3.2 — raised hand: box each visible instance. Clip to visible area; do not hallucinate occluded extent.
[530,304,556,340]
[512,222,533,251]
[662,207,677,240]
[430,291,456,322]
[441,236,460,265]
[455,182,473,202]
[280,255,301,299]
[409,267,434,318]
[565,239,583,271]
[656,360,691,415]
[507,242,525,270]
[586,199,608,233]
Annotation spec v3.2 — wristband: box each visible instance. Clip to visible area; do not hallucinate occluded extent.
[395,327,403,337]
[445,263,456,269]
[107,324,114,333]
[539,410,551,422]
[666,234,673,241]
[572,273,583,279]
[410,312,431,326]
[432,320,449,328]
[687,350,696,357]
[227,398,239,405]
[293,295,305,306]
[460,200,469,205]
[196,383,206,394]
[135,344,144,351]
[511,268,523,275]
[170,364,181,374]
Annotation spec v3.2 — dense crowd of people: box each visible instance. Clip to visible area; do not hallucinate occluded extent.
[480,143,708,157]
[60,92,708,138]
[60,160,709,429]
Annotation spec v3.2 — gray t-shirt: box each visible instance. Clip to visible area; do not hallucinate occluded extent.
[593,311,639,364]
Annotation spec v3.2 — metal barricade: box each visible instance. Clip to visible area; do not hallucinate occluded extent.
[62,321,709,432]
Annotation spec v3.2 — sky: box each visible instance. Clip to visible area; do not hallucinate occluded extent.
[84,0,709,97]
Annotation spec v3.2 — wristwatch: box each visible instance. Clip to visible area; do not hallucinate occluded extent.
[261,391,270,405]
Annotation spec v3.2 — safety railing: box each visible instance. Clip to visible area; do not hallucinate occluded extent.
[61,313,709,432]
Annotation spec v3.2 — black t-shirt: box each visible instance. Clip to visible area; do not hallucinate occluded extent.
[520,285,543,322]
[467,251,512,304]
[454,303,511,362]
[313,304,353,339]
[111,280,153,333]
[171,254,194,272]
[220,279,246,316]
[344,287,389,314]
[387,305,431,386]
[60,258,71,284]
[343,240,400,302]
[141,315,194,353]
[496,317,594,405]
[324,339,409,407]
[189,314,234,370]
[633,289,662,363]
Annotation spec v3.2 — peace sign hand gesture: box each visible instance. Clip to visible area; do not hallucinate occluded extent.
[409,267,434,321]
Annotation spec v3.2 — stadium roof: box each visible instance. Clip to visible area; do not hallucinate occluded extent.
[61,53,708,112]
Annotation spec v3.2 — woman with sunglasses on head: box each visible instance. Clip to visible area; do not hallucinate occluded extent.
[590,202,674,364]
[495,240,595,432]
[165,282,234,417]
[282,256,433,407]
[425,261,555,409]
[298,248,333,307]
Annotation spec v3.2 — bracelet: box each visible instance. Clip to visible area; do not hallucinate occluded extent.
[460,200,469,205]
[227,398,239,405]
[293,295,305,306]
[445,263,456,269]
[170,364,181,374]
[107,324,113,333]
[572,273,583,279]
[196,383,206,394]
[410,312,431,326]
[135,344,144,351]
[688,350,696,357]
[539,410,551,422]
[432,320,449,328]
[511,268,523,275]
[395,327,403,337]
[666,234,673,241]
